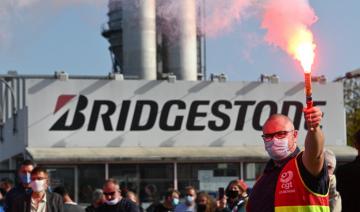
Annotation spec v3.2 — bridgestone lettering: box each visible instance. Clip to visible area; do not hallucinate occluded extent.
[49,95,326,131]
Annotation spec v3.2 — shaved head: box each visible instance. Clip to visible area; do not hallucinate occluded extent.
[264,114,293,128]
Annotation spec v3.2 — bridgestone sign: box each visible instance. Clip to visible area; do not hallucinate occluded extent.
[27,79,346,148]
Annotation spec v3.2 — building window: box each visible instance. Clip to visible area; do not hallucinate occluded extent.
[177,163,240,195]
[109,164,138,195]
[44,167,76,201]
[109,163,174,205]
[78,164,105,203]
[244,162,266,181]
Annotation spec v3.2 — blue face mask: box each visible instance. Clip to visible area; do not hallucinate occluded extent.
[264,138,291,161]
[172,198,179,206]
[20,172,31,184]
[185,195,194,204]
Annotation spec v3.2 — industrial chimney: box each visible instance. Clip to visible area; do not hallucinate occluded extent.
[103,0,156,80]
[102,0,204,81]
[159,0,198,81]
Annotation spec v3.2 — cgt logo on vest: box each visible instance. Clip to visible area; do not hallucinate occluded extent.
[279,171,295,194]
[49,94,326,132]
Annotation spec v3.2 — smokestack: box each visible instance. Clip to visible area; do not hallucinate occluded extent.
[103,0,201,81]
[163,0,198,81]
[103,0,157,80]
[122,0,157,80]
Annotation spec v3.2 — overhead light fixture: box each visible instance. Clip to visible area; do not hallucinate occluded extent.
[108,72,124,80]
[210,73,227,82]
[311,75,327,84]
[54,71,69,81]
[260,74,279,83]
[167,73,176,83]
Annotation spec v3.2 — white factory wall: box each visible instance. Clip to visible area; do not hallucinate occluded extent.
[25,79,346,148]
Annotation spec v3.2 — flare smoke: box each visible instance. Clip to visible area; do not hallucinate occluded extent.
[261,0,318,72]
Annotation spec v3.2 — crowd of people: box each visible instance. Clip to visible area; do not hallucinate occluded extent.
[0,161,250,212]
[0,107,359,212]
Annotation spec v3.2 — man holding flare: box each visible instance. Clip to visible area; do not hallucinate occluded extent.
[247,106,329,212]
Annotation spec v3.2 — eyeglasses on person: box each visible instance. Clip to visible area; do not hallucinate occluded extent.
[261,130,294,142]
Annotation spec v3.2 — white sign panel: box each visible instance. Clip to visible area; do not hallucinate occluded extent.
[26,79,346,147]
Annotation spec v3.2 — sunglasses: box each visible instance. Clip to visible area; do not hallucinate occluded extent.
[261,130,294,142]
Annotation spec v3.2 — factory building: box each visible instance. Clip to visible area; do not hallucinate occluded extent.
[0,74,355,204]
[0,0,356,205]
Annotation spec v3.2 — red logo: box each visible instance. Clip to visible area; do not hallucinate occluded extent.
[53,95,76,113]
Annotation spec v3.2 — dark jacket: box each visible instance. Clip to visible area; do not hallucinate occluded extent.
[4,183,31,212]
[96,199,139,212]
[336,156,360,212]
[152,203,174,212]
[64,203,85,212]
[85,205,96,212]
[10,191,64,212]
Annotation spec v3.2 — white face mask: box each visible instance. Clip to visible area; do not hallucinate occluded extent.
[264,138,292,161]
[30,180,46,193]
[106,198,120,205]
[185,195,194,204]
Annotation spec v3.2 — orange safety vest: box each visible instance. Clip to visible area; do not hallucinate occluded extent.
[274,154,330,212]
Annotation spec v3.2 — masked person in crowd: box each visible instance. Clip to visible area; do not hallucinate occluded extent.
[196,192,215,212]
[175,186,197,212]
[224,180,248,212]
[152,188,180,212]
[324,149,341,212]
[247,107,330,211]
[336,129,360,212]
[10,166,64,212]
[4,159,35,211]
[96,178,139,212]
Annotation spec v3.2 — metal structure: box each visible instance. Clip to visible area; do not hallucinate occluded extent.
[259,74,279,83]
[334,68,360,145]
[334,68,360,113]
[0,78,17,141]
[102,0,205,80]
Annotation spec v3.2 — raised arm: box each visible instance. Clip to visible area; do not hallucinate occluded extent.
[302,106,325,177]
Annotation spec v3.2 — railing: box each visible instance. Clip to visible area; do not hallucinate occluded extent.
[0,77,23,141]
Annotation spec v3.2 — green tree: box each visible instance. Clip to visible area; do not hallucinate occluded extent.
[343,78,360,145]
